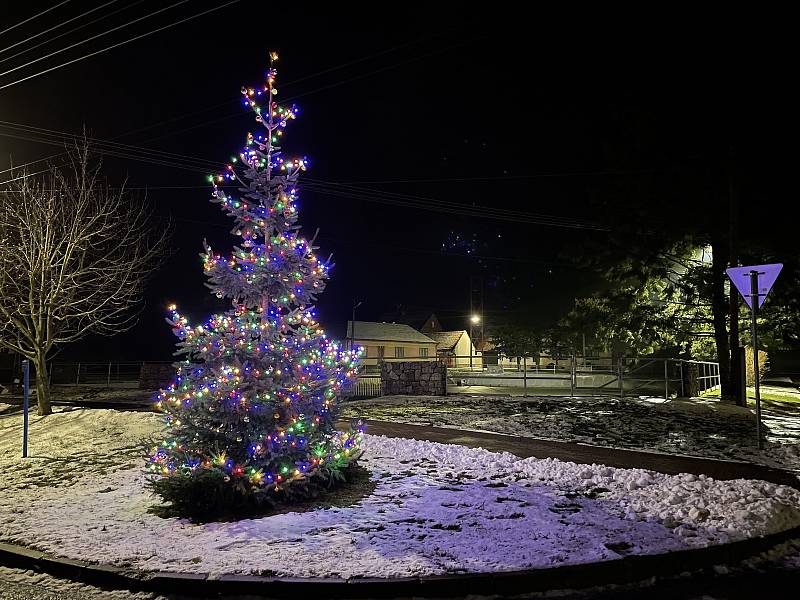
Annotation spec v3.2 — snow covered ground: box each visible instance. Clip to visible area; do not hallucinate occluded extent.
[342,393,800,473]
[0,566,162,600]
[1,409,799,579]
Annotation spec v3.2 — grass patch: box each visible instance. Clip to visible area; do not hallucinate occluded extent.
[701,387,800,407]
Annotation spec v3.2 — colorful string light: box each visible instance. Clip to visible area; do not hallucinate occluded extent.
[148,53,363,496]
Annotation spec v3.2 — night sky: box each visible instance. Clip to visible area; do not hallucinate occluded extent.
[0,3,795,361]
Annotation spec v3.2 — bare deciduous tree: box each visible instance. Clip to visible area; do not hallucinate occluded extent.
[0,142,168,415]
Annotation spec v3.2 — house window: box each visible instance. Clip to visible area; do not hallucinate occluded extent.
[377,346,385,358]
[394,346,405,358]
[419,347,429,357]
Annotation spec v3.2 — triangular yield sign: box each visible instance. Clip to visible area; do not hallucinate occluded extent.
[726,263,783,308]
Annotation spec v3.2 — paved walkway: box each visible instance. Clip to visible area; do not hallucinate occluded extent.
[348,420,800,489]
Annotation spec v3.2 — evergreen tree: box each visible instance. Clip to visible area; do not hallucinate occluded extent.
[148,54,363,517]
[489,324,543,369]
[560,244,725,360]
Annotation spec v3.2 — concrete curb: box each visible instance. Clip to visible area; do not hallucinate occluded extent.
[2,524,800,598]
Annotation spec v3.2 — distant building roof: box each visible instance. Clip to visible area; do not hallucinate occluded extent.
[419,313,443,333]
[377,309,441,332]
[346,321,437,344]
[481,339,497,352]
[426,330,466,352]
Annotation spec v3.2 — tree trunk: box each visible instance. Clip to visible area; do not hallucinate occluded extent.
[711,241,733,400]
[729,289,743,405]
[33,351,52,416]
[682,362,699,397]
[728,148,744,406]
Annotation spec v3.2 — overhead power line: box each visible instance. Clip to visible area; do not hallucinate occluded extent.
[0,1,119,56]
[0,185,581,267]
[0,34,476,173]
[115,32,452,141]
[0,32,477,173]
[282,29,454,87]
[0,0,190,80]
[281,37,482,105]
[301,183,606,230]
[323,170,659,185]
[0,0,145,66]
[302,178,599,229]
[0,0,242,91]
[0,121,218,174]
[0,127,604,229]
[133,35,486,144]
[0,1,71,37]
[0,120,610,230]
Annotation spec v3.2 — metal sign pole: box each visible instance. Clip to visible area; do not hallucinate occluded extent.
[22,359,29,458]
[570,354,576,397]
[726,263,782,452]
[750,270,763,450]
[523,355,527,396]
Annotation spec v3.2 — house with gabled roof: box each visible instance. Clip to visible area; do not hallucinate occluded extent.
[425,330,479,368]
[346,321,438,367]
[377,308,443,334]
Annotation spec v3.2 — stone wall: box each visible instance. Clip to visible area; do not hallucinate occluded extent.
[380,360,446,396]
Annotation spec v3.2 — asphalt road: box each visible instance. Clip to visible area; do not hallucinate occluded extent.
[2,565,799,600]
[0,569,123,600]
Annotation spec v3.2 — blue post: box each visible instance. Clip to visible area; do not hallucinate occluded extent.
[22,359,29,458]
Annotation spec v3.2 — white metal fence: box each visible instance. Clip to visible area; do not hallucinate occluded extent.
[1,356,720,401]
[447,355,720,399]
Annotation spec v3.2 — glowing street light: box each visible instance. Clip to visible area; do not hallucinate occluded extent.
[469,315,481,369]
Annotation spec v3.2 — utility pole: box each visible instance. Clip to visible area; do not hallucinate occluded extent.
[728,146,744,406]
[469,276,484,369]
[351,300,362,352]
[582,332,586,367]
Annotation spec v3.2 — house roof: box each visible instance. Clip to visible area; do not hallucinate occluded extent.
[425,330,466,351]
[377,309,440,332]
[346,321,437,344]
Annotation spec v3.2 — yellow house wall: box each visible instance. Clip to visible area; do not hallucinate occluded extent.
[355,340,438,365]
[454,333,479,367]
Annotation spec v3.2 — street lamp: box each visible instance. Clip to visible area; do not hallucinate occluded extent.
[470,315,480,369]
[351,300,362,352]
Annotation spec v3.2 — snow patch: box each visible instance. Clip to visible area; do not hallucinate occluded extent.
[343,394,800,474]
[1,410,799,578]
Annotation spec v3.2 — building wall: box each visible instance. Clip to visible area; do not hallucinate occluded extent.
[453,333,480,367]
[356,340,438,366]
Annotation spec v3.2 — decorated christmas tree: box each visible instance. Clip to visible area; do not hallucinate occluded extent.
[148,53,363,518]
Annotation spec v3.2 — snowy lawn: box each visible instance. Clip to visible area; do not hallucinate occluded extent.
[0,566,162,600]
[1,409,800,579]
[341,394,800,473]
